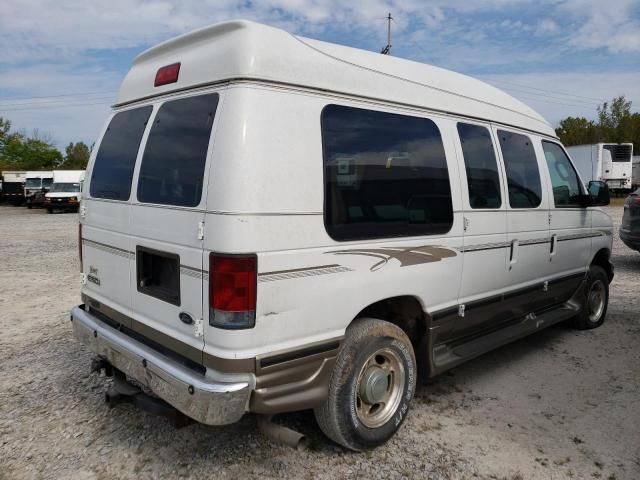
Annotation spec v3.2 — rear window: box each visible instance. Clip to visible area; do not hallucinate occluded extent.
[90,106,152,200]
[498,130,542,209]
[137,93,218,207]
[322,104,453,240]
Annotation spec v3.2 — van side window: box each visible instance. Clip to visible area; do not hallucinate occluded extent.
[542,141,584,207]
[321,104,453,240]
[457,123,501,209]
[90,106,152,200]
[137,93,218,207]
[497,130,542,208]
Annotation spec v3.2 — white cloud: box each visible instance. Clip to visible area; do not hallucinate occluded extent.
[535,19,559,35]
[558,0,640,53]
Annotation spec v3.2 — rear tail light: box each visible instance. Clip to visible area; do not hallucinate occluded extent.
[209,253,257,329]
[154,62,181,87]
[78,223,83,272]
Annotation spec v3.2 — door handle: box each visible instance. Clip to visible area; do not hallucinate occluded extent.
[550,234,558,258]
[509,240,519,269]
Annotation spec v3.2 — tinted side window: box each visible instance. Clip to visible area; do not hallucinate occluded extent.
[137,93,218,207]
[322,105,453,240]
[542,141,583,207]
[457,123,502,209]
[90,106,152,200]
[498,130,542,208]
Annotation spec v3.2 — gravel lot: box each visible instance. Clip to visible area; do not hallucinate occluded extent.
[1,204,638,480]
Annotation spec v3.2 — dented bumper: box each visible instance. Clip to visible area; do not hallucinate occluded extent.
[70,305,253,425]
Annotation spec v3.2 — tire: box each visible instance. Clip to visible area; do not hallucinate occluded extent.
[314,318,417,451]
[571,265,609,330]
[46,208,53,214]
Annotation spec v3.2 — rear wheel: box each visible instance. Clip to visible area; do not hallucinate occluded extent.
[314,318,416,451]
[572,265,609,330]
[46,207,53,214]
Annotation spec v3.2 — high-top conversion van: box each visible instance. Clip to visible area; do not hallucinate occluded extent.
[71,20,613,451]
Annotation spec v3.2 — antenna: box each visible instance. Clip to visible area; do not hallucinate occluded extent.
[381,12,392,55]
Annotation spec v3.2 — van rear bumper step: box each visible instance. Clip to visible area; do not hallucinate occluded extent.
[70,305,253,425]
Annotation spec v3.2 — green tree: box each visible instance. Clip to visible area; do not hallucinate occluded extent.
[555,116,599,146]
[0,116,63,171]
[60,141,90,169]
[556,95,640,153]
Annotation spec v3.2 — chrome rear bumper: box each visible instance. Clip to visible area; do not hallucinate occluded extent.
[70,305,252,425]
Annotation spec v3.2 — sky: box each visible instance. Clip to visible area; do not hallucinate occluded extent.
[0,0,639,150]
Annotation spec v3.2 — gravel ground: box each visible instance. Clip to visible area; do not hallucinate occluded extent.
[0,204,638,480]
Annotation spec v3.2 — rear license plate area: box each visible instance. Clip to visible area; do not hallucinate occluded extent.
[136,246,181,306]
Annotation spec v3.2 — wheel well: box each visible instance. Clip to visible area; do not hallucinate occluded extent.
[591,248,613,282]
[354,296,428,348]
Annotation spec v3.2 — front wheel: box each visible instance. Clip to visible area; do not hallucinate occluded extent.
[572,265,609,330]
[314,318,416,451]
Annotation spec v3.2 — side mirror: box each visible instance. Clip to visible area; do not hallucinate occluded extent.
[588,181,610,206]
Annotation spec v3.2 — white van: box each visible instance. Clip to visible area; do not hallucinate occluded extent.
[70,20,613,451]
[45,170,85,213]
[566,143,634,192]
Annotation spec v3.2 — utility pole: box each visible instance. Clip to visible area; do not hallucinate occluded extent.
[381,12,392,55]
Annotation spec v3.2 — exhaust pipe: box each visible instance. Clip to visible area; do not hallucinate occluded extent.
[105,388,131,407]
[97,362,193,428]
[257,415,307,449]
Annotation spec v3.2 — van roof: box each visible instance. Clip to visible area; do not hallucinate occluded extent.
[117,20,555,137]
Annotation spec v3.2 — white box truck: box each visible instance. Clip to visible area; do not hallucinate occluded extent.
[566,143,633,192]
[44,170,85,213]
[24,171,54,208]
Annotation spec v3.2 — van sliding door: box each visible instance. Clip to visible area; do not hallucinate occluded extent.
[454,121,508,338]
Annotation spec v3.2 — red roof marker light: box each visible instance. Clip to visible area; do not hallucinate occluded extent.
[154,62,181,87]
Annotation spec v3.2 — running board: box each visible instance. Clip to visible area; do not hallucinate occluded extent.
[431,304,578,375]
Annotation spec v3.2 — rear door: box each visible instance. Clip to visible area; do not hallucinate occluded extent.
[127,91,221,363]
[82,105,153,316]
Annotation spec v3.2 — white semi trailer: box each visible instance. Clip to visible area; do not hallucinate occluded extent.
[566,143,634,193]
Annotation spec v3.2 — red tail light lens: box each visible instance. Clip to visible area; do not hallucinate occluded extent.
[78,223,83,272]
[209,254,257,329]
[154,62,181,87]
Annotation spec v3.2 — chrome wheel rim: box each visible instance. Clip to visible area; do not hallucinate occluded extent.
[587,279,606,322]
[355,348,405,428]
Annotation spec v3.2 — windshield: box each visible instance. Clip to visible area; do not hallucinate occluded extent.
[50,182,81,193]
[25,178,42,188]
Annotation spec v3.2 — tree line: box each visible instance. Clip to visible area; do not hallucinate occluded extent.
[0,116,90,172]
[555,96,639,151]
